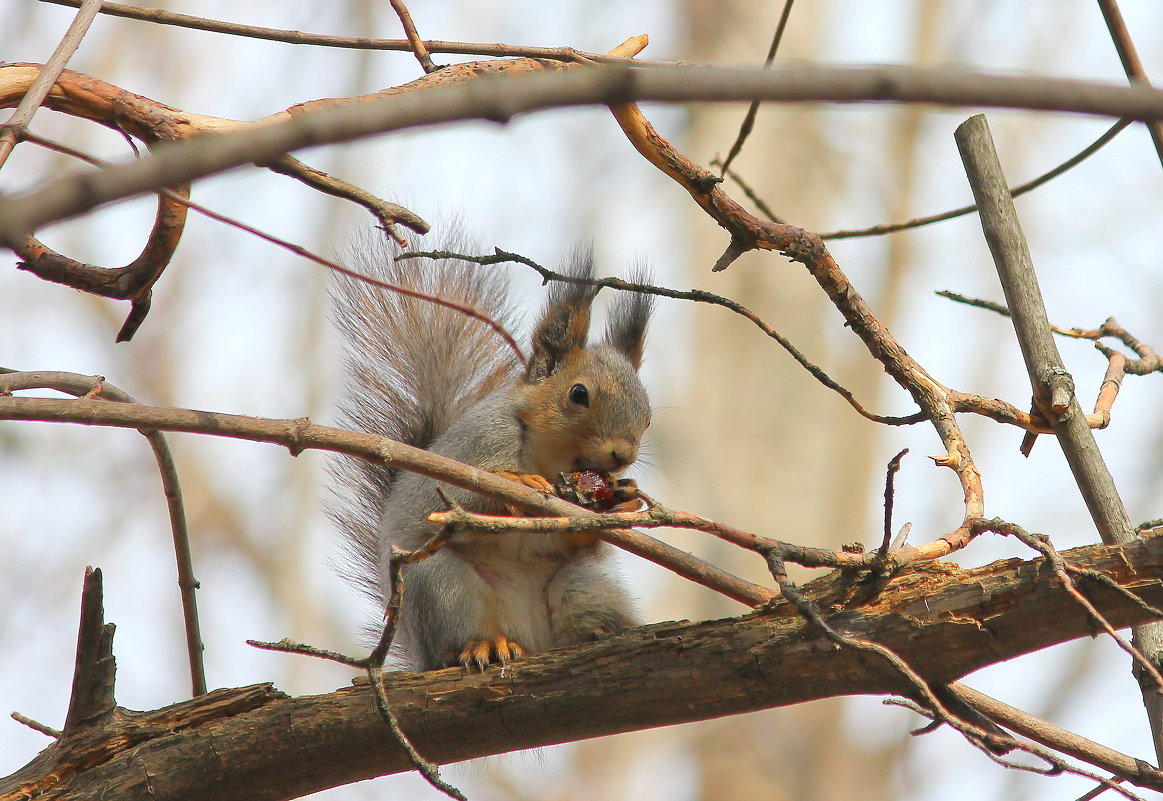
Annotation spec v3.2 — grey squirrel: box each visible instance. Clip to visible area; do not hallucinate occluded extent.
[330,233,652,671]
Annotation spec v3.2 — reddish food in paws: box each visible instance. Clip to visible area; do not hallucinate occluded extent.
[554,470,641,511]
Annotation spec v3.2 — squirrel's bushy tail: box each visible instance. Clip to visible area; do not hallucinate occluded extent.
[327,233,522,603]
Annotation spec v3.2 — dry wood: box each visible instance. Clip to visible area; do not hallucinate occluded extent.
[955,113,1163,760]
[4,537,1162,801]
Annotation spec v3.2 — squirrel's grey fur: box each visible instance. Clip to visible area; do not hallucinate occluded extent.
[330,231,652,671]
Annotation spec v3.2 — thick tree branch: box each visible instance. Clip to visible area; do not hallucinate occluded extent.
[5,538,1163,800]
[4,63,1163,249]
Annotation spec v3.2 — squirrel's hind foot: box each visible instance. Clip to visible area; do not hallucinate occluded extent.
[458,635,527,671]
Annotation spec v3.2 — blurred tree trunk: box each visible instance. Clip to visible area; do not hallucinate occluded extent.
[643,2,946,798]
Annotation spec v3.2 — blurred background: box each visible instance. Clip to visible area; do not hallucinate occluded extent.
[3,1,1163,799]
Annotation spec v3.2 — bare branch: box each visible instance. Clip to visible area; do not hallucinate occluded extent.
[881,449,909,557]
[6,538,1163,800]
[953,683,1163,790]
[718,0,796,175]
[0,0,103,169]
[1098,0,1163,171]
[35,0,661,64]
[5,63,1163,250]
[955,112,1163,761]
[387,0,439,74]
[0,393,773,607]
[956,115,1135,543]
[819,119,1131,240]
[260,155,429,239]
[403,248,927,427]
[9,713,60,740]
[0,369,207,697]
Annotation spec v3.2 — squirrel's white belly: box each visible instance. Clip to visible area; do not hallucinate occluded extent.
[457,532,575,651]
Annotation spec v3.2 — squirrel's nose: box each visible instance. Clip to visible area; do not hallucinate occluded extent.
[608,442,638,472]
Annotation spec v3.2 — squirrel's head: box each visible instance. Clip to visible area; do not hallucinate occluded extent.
[519,255,652,479]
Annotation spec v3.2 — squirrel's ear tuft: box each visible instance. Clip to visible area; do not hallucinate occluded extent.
[604,264,653,370]
[527,248,598,382]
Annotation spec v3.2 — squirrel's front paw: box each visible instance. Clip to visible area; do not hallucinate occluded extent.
[495,471,556,515]
[458,635,527,671]
[495,471,556,493]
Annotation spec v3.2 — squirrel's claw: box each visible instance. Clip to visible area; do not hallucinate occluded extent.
[459,636,526,671]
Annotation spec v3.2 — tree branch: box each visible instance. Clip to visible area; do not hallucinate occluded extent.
[5,538,1163,800]
[955,111,1163,762]
[4,63,1163,249]
[0,369,206,697]
[0,393,773,607]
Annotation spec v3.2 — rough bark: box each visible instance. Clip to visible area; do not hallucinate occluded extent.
[4,536,1163,801]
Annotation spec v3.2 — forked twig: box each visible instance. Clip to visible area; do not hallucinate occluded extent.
[0,0,103,169]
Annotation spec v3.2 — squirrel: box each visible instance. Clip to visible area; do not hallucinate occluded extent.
[330,232,653,672]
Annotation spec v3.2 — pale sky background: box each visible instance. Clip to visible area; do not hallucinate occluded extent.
[3,2,1163,800]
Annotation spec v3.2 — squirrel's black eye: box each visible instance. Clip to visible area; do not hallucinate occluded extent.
[568,383,590,407]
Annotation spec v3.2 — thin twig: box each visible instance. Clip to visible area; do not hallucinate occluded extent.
[261,155,429,240]
[179,200,527,367]
[758,544,1009,757]
[880,449,909,557]
[951,683,1163,789]
[403,249,926,427]
[711,158,784,223]
[34,0,666,65]
[363,545,465,801]
[0,0,104,169]
[387,0,439,74]
[939,293,1162,434]
[819,119,1130,240]
[1097,0,1163,171]
[975,518,1163,689]
[718,0,796,176]
[940,293,1161,376]
[251,532,464,799]
[9,712,61,739]
[883,697,1149,795]
[430,490,981,576]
